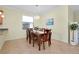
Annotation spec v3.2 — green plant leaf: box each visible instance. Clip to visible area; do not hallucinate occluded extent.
[70,24,78,30]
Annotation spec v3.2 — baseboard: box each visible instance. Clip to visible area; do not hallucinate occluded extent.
[5,37,26,42]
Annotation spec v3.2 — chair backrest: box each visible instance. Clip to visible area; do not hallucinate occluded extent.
[27,28,33,39]
[43,28,52,42]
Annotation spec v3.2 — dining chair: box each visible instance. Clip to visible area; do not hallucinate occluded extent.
[31,29,44,50]
[32,28,52,50]
[41,29,52,49]
[26,28,29,41]
[30,28,52,51]
[31,31,38,47]
[26,28,33,44]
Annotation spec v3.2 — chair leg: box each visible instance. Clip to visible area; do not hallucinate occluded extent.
[33,37,34,47]
[29,37,31,44]
[38,43,41,51]
[48,40,51,47]
[48,33,51,46]
[26,31,28,41]
[43,41,45,50]
[38,39,41,51]
[26,34,28,41]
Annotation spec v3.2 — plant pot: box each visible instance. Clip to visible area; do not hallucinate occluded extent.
[70,41,77,45]
[70,30,79,45]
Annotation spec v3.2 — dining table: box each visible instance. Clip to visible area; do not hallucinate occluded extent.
[27,28,52,51]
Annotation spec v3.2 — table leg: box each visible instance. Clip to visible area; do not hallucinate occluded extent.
[33,36,34,47]
[38,35,41,51]
[26,31,28,41]
[48,33,51,46]
[29,36,31,44]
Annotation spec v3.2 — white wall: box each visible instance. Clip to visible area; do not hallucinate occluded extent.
[35,6,69,43]
[0,6,73,49]
[0,6,39,48]
[0,7,27,40]
[74,11,79,22]
[68,6,74,23]
[0,6,28,48]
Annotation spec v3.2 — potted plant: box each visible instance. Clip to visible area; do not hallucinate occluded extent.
[70,23,78,42]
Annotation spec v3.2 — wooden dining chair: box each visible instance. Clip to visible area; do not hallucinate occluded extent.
[31,32,38,47]
[41,29,52,50]
[26,28,29,41]
[26,28,33,44]
[32,32,44,51]
[30,28,52,51]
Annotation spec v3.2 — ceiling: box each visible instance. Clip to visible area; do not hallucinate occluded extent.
[1,5,59,16]
[1,5,79,15]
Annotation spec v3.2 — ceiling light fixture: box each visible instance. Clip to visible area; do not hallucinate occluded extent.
[34,16,40,20]
[35,5,39,7]
[34,5,40,20]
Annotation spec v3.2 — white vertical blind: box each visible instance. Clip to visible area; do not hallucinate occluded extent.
[22,16,33,29]
[22,16,33,22]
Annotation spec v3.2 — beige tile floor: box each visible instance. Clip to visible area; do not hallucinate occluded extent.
[0,38,79,54]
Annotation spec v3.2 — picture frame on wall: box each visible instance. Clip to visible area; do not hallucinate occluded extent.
[46,18,54,26]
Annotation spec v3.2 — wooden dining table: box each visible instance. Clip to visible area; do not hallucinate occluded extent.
[27,28,52,51]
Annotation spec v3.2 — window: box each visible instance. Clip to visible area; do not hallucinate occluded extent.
[22,16,33,29]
